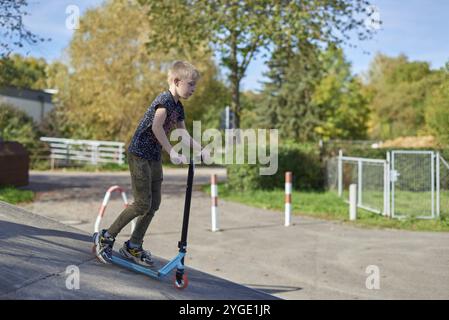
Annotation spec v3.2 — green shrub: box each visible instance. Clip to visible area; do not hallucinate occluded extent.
[226,141,325,192]
[0,103,38,152]
[0,103,55,169]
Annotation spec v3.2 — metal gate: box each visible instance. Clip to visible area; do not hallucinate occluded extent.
[337,152,389,216]
[391,150,436,219]
[335,150,446,220]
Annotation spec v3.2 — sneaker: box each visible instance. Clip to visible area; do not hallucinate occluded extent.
[93,229,115,264]
[119,240,154,266]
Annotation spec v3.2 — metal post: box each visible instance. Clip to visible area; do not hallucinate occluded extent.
[118,144,124,165]
[358,160,363,206]
[338,150,343,197]
[349,184,357,221]
[66,143,70,166]
[436,152,440,218]
[391,151,395,218]
[384,152,391,217]
[431,152,435,218]
[91,143,96,165]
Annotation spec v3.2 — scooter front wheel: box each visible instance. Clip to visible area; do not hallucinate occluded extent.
[174,271,189,289]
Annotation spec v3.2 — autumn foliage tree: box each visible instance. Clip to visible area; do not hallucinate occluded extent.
[54,0,227,142]
[425,62,449,145]
[365,54,444,139]
[0,54,47,89]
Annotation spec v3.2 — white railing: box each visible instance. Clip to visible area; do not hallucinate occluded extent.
[40,137,125,167]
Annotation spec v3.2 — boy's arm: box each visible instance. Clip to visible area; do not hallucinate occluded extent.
[152,107,174,154]
[176,120,202,153]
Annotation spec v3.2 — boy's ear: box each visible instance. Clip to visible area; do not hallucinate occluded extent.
[174,78,180,86]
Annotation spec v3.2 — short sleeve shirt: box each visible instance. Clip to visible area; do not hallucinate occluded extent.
[128,91,185,161]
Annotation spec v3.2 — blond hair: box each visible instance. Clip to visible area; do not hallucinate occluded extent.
[167,61,200,84]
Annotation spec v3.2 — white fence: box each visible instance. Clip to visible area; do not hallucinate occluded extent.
[332,150,449,220]
[40,137,125,167]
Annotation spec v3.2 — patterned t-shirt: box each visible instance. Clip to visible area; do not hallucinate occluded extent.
[128,90,185,161]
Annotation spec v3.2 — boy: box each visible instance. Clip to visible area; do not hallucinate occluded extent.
[93,61,207,265]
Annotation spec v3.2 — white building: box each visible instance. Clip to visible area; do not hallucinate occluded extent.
[0,86,55,124]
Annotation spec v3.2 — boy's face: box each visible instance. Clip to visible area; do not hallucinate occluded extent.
[175,78,196,99]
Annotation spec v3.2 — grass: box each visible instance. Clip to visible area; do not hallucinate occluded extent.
[342,189,449,219]
[0,186,34,204]
[202,183,449,232]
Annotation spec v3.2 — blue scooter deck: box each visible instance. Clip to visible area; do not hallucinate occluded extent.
[109,251,185,279]
[110,252,159,278]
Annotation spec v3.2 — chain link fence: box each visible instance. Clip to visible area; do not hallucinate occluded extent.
[326,152,388,216]
[326,150,447,220]
[391,151,434,219]
[339,155,388,216]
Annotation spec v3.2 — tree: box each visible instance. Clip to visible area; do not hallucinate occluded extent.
[425,63,449,145]
[255,45,369,141]
[55,0,227,142]
[0,103,38,151]
[256,43,322,141]
[138,0,375,128]
[0,53,47,89]
[365,54,442,139]
[312,47,369,140]
[0,0,46,57]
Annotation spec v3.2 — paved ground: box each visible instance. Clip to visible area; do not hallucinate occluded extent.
[0,201,276,299]
[12,167,449,299]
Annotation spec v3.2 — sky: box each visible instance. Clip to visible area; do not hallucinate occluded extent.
[11,0,449,92]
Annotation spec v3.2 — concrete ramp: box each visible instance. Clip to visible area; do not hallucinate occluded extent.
[0,201,277,300]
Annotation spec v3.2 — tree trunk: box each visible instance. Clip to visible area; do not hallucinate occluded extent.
[231,73,240,129]
[230,28,241,129]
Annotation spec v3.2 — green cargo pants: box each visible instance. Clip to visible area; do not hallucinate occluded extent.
[107,152,163,245]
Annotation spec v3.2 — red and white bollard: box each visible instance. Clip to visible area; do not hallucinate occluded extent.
[94,185,135,234]
[211,174,219,232]
[285,172,292,227]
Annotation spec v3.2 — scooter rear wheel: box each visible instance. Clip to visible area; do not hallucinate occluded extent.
[174,272,189,289]
[92,245,103,262]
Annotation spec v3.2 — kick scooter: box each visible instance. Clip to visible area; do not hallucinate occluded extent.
[93,157,195,289]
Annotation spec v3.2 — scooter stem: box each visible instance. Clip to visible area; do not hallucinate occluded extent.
[178,158,194,253]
